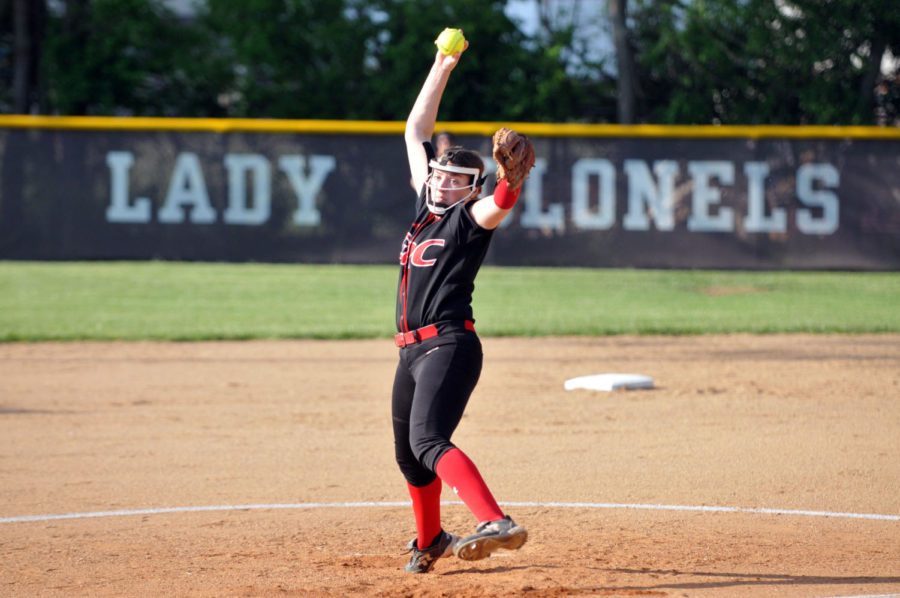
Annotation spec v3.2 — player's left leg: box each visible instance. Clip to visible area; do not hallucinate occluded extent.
[407,333,521,538]
[406,332,528,561]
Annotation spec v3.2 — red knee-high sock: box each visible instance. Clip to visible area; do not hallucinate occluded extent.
[407,477,443,549]
[435,448,504,523]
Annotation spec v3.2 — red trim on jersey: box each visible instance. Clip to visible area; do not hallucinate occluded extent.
[398,214,435,334]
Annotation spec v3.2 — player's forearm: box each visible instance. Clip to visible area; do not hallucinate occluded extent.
[405,59,453,143]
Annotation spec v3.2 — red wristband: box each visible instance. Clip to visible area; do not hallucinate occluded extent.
[492,178,521,210]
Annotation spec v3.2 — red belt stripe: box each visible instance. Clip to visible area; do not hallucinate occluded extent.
[395,321,475,347]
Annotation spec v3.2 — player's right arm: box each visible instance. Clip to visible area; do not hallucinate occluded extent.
[405,44,468,194]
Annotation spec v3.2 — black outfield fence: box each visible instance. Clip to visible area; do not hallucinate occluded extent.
[1,116,897,270]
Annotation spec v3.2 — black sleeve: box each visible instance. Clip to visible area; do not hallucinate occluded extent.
[414,141,437,212]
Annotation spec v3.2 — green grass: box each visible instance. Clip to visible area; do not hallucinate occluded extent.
[1,261,897,341]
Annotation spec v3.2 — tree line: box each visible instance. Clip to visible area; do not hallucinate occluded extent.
[2,0,897,125]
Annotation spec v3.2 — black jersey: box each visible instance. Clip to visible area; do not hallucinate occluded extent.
[396,184,494,333]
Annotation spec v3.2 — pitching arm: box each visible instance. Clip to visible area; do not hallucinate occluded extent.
[405,45,468,194]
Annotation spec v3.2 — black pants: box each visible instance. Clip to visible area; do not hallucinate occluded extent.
[392,328,483,487]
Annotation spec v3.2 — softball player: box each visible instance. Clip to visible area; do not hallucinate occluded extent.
[392,38,535,573]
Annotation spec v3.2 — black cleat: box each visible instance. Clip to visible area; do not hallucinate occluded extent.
[402,530,458,573]
[454,515,527,561]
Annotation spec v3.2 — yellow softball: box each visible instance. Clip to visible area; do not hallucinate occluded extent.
[435,28,465,55]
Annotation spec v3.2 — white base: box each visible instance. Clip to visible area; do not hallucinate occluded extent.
[564,373,654,392]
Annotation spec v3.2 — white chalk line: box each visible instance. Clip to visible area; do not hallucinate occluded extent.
[1,500,897,524]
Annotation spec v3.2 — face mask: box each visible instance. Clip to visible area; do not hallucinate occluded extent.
[424,160,483,215]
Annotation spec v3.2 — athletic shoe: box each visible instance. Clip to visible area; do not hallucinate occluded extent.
[453,515,528,561]
[402,530,458,573]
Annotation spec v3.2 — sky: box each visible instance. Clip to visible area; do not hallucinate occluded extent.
[506,0,615,74]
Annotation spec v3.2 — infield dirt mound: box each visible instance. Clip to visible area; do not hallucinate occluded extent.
[1,335,898,597]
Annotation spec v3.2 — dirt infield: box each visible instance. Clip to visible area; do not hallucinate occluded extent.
[1,335,898,598]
